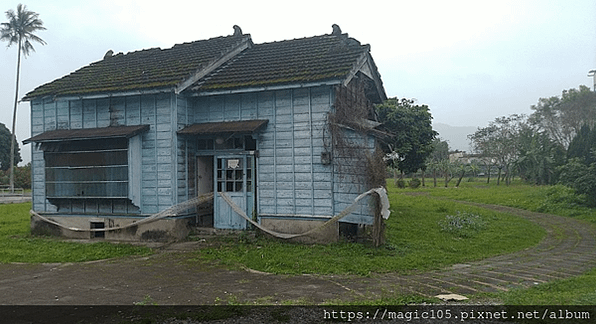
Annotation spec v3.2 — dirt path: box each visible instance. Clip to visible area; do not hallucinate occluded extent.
[0,200,595,306]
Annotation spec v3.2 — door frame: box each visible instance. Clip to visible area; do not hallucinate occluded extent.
[195,155,214,227]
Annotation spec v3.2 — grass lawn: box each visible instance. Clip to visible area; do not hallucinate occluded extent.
[196,179,596,305]
[0,203,152,263]
[417,179,596,224]
[388,179,596,305]
[483,268,596,305]
[4,180,595,305]
[196,181,545,276]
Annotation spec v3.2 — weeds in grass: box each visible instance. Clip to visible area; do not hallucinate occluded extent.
[439,211,487,238]
[214,294,241,305]
[134,295,158,306]
[325,293,439,305]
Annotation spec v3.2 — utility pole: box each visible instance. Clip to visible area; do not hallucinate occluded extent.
[589,70,596,91]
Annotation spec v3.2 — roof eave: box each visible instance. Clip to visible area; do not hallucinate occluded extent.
[23,87,177,102]
[190,79,343,97]
[23,124,151,145]
[342,51,387,103]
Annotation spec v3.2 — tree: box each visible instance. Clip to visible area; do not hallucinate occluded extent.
[438,159,455,187]
[558,126,596,207]
[510,119,566,185]
[376,98,437,175]
[454,162,469,187]
[429,138,450,161]
[425,138,450,187]
[423,138,449,186]
[529,85,596,149]
[468,115,524,185]
[468,161,480,180]
[427,159,440,187]
[567,125,596,165]
[1,3,46,192]
[558,159,596,207]
[0,122,21,171]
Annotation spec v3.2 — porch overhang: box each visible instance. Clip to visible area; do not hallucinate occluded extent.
[23,125,151,144]
[177,119,269,135]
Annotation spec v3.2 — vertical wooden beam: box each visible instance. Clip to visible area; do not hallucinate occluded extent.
[290,89,296,215]
[273,91,277,215]
[171,93,178,206]
[309,88,315,216]
[372,192,385,247]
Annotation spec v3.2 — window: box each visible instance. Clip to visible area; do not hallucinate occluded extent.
[216,157,253,193]
[44,138,129,198]
[90,221,105,238]
[24,125,148,210]
[197,136,257,151]
[197,139,214,150]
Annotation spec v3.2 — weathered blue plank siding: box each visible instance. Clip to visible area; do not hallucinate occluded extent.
[29,84,377,226]
[191,85,374,224]
[176,96,190,204]
[29,92,180,216]
[31,99,50,212]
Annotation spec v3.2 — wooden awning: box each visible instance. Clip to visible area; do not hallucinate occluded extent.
[178,119,269,135]
[23,125,150,144]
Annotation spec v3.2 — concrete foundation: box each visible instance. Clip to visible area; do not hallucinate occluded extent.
[30,214,344,244]
[259,218,339,244]
[30,214,191,242]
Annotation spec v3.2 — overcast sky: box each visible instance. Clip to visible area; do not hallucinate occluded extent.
[2,0,595,164]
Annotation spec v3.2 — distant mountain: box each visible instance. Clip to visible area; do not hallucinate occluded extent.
[432,123,477,152]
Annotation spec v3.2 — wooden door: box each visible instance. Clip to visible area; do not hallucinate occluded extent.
[213,155,254,229]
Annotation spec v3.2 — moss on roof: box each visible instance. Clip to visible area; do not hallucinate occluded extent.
[24,35,250,100]
[194,34,368,92]
[24,31,374,100]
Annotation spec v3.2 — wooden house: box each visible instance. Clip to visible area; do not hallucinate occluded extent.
[23,25,388,242]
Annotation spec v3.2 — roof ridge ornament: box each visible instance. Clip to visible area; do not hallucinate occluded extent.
[103,49,113,59]
[233,25,243,36]
[331,24,342,36]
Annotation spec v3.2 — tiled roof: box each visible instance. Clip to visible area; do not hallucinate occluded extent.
[24,35,251,100]
[24,27,382,101]
[191,34,370,92]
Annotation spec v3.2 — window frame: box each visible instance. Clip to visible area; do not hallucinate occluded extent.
[42,135,142,207]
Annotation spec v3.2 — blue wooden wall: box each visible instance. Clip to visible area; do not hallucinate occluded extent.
[192,86,375,225]
[29,85,375,225]
[30,93,182,216]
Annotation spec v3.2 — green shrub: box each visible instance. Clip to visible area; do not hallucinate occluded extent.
[538,185,585,208]
[558,159,596,207]
[0,163,31,189]
[396,179,406,188]
[409,178,421,188]
[537,185,590,215]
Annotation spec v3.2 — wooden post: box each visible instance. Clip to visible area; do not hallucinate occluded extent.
[372,192,385,247]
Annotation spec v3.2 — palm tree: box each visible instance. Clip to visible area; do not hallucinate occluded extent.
[1,4,46,192]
